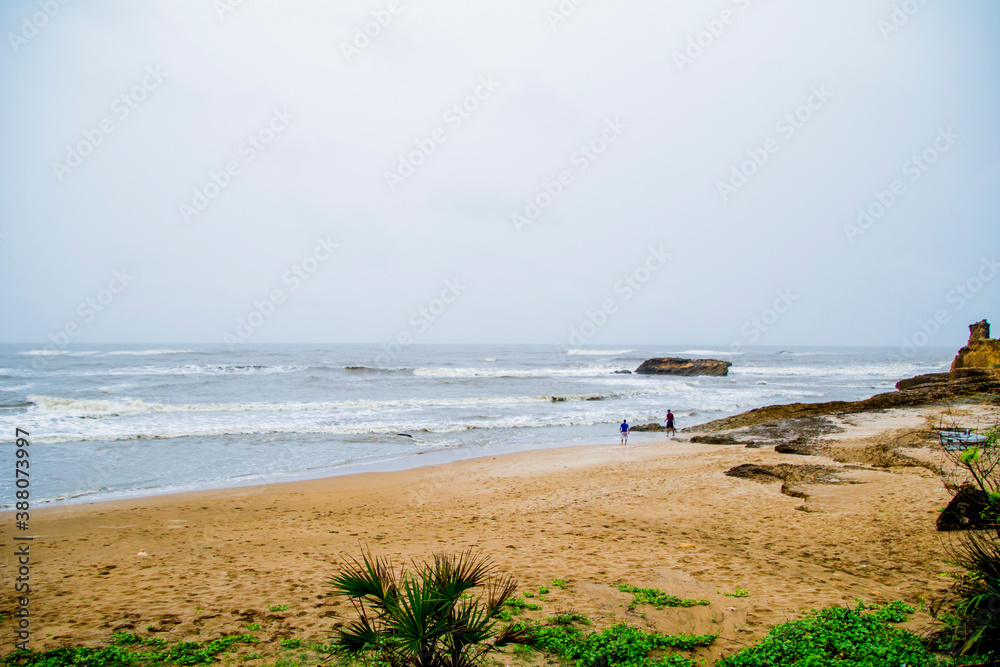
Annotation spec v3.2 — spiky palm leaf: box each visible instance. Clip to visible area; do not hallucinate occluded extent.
[330,550,530,667]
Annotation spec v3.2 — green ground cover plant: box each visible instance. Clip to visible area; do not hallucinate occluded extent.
[503,598,543,612]
[616,584,709,610]
[2,634,259,667]
[530,620,716,667]
[716,601,945,667]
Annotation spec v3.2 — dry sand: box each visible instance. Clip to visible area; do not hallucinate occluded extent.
[3,402,998,663]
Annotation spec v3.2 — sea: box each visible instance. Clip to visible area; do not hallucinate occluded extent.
[0,344,954,507]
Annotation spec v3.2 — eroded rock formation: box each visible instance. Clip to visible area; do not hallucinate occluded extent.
[635,357,732,376]
[952,319,1000,371]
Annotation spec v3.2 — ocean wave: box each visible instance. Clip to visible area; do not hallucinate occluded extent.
[567,349,635,356]
[24,391,642,417]
[102,350,195,356]
[680,349,738,356]
[730,363,940,378]
[59,364,307,377]
[413,366,622,378]
[18,350,101,356]
[10,416,626,445]
[343,365,412,374]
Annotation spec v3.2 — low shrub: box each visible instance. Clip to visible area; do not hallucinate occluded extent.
[717,601,943,667]
[531,622,715,667]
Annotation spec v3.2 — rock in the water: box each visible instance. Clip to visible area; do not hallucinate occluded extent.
[613,370,632,374]
[937,484,995,531]
[630,423,665,432]
[635,357,732,376]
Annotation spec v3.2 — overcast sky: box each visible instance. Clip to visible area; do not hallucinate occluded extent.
[0,1,997,349]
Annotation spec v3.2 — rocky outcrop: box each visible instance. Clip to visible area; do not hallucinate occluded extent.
[952,320,1000,371]
[635,357,731,376]
[683,320,1000,433]
[937,484,996,531]
[690,368,1000,433]
[630,423,666,432]
[895,373,951,391]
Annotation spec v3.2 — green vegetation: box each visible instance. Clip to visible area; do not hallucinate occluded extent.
[551,579,568,589]
[329,550,531,667]
[2,634,259,667]
[721,589,749,598]
[617,584,710,610]
[504,597,543,612]
[530,621,716,667]
[266,605,289,612]
[279,639,301,649]
[717,601,944,667]
[539,586,550,595]
[546,613,591,626]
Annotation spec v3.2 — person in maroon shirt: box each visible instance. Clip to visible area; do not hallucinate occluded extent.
[665,410,675,435]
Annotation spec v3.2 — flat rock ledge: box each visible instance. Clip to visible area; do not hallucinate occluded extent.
[635,357,732,376]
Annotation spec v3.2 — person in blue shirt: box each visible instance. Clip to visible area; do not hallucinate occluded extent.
[620,419,629,445]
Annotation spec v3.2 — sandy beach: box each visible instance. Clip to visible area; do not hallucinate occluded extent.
[4,401,998,663]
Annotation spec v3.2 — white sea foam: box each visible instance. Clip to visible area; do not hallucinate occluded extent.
[102,350,195,356]
[59,364,307,377]
[680,349,738,356]
[19,350,101,356]
[567,349,635,356]
[413,366,621,378]
[730,363,941,378]
[25,390,651,417]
